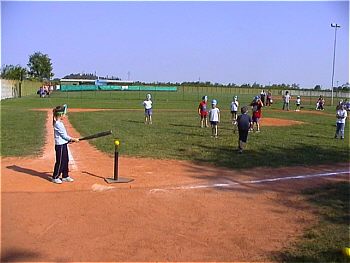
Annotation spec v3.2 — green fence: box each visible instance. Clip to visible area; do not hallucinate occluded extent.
[12,81,348,107]
[50,85,350,107]
[60,85,178,92]
[21,80,42,96]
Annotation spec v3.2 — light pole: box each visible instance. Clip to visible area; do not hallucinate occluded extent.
[331,23,340,106]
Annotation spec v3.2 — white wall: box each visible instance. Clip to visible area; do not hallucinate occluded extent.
[1,79,19,100]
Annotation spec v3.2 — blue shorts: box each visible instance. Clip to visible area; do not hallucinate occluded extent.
[145,108,152,116]
[210,121,218,126]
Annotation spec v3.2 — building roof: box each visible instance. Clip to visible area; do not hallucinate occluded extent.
[60,79,133,83]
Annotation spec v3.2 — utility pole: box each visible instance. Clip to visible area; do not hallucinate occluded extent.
[331,23,341,106]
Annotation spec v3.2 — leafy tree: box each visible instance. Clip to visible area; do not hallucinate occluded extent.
[62,73,121,80]
[241,83,251,89]
[314,85,321,90]
[252,82,261,89]
[291,83,300,89]
[340,83,349,92]
[27,52,53,80]
[0,64,27,80]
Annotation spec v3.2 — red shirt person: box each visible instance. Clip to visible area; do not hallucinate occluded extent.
[251,96,263,132]
[198,96,209,128]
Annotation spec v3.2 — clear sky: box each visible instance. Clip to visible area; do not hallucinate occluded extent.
[1,0,349,88]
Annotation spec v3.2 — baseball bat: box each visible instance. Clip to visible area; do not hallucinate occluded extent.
[79,130,112,141]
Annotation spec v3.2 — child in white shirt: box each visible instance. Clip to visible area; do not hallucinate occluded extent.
[143,93,153,124]
[209,99,220,138]
[230,96,239,125]
[335,105,347,139]
[295,96,301,111]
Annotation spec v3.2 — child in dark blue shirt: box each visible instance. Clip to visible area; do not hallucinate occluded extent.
[237,106,252,153]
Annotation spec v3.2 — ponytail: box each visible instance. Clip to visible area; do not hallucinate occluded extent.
[52,105,66,126]
[52,109,56,126]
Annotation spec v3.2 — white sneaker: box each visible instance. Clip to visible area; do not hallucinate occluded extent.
[52,178,62,184]
[62,177,74,182]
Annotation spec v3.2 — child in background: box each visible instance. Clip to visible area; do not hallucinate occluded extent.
[282,91,291,111]
[260,90,266,105]
[143,93,153,124]
[52,104,79,184]
[335,104,347,139]
[209,99,220,138]
[344,99,350,111]
[230,96,239,125]
[316,95,325,110]
[295,96,301,111]
[250,96,263,132]
[266,91,273,106]
[237,106,253,154]
[198,96,209,128]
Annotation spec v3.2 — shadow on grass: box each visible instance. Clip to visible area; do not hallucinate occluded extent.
[274,182,350,262]
[302,183,350,225]
[169,123,199,128]
[182,143,349,170]
[274,248,348,263]
[125,120,144,124]
[6,165,52,182]
[169,122,235,131]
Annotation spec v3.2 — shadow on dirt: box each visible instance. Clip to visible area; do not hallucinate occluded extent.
[82,171,106,180]
[6,165,52,182]
[1,248,40,262]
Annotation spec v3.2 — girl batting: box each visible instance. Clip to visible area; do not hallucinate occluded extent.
[52,104,79,184]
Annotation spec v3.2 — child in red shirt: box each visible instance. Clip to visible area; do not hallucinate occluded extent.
[251,96,263,132]
[198,96,209,128]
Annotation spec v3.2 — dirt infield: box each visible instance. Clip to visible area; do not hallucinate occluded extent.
[1,109,348,262]
[260,117,304,126]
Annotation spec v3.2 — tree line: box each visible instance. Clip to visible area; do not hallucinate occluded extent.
[1,52,53,81]
[1,51,349,92]
[62,73,121,80]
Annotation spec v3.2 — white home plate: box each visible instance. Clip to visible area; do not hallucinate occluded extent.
[91,184,115,192]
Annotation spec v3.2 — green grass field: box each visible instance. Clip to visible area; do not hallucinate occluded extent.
[278,182,350,263]
[1,91,349,262]
[1,92,348,169]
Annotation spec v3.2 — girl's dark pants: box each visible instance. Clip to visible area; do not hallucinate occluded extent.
[53,143,69,179]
